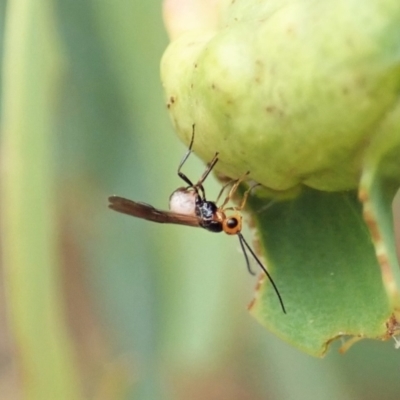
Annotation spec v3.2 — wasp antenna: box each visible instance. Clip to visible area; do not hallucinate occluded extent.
[238,234,256,276]
[238,233,286,314]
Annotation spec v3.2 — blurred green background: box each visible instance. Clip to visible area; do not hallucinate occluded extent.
[0,1,400,399]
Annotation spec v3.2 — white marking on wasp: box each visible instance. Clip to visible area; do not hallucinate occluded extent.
[169,188,197,215]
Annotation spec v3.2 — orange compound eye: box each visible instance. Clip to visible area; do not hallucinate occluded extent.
[222,214,242,235]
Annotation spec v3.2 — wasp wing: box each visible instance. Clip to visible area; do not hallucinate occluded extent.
[108,195,201,227]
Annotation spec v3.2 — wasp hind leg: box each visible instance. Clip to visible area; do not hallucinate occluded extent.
[177,124,219,200]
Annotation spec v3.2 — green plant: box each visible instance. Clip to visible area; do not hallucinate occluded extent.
[161,0,400,356]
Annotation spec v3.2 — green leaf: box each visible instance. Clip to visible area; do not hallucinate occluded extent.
[0,0,82,397]
[247,189,394,356]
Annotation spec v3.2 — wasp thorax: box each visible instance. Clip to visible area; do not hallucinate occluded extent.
[169,188,197,215]
[223,214,242,235]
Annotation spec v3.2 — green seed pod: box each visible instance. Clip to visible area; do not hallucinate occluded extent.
[161,0,400,192]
